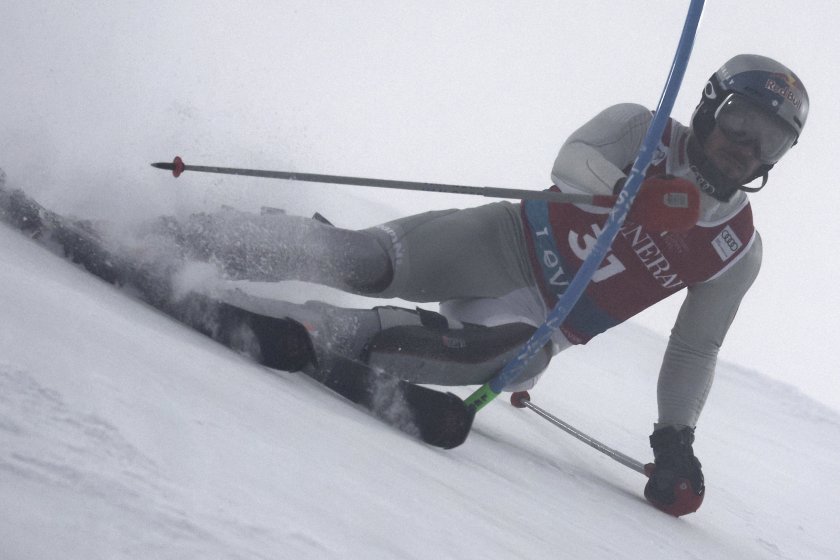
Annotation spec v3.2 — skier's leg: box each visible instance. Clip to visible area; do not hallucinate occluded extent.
[363,201,535,302]
[365,306,551,388]
[143,208,393,295]
[226,296,551,389]
[144,200,533,303]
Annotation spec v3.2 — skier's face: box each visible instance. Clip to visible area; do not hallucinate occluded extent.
[702,125,764,185]
[713,94,798,164]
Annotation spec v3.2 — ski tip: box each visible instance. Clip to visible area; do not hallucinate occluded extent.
[427,398,475,449]
[150,156,185,178]
[406,388,475,449]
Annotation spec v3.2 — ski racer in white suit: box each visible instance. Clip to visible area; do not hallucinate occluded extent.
[149,55,808,516]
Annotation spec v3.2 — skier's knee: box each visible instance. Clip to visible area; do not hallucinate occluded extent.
[339,230,394,294]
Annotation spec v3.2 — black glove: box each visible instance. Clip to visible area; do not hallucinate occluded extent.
[644,425,705,516]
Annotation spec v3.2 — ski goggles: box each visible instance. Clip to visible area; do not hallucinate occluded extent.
[713,93,798,164]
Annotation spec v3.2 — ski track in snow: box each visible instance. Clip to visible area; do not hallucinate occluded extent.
[0,364,290,559]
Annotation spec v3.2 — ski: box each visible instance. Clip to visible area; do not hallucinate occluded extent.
[310,354,474,449]
[0,183,474,448]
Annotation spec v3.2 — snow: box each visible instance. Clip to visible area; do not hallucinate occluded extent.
[2,217,840,559]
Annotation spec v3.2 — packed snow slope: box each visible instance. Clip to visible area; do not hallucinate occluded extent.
[1,219,839,560]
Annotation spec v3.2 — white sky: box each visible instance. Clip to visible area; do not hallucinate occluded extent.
[1,1,838,409]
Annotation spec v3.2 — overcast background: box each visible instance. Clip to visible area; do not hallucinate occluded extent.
[2,1,838,411]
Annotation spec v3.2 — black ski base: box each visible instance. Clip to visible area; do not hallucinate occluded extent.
[0,183,474,449]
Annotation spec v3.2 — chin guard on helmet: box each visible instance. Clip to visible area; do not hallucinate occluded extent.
[686,135,767,202]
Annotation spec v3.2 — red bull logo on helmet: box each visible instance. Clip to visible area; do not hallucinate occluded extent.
[765,74,803,109]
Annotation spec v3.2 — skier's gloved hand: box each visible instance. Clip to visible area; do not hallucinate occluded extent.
[643,425,705,516]
[620,175,700,232]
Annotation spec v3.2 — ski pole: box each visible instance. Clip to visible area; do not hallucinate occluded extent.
[151,156,619,207]
[510,392,651,476]
[464,0,704,413]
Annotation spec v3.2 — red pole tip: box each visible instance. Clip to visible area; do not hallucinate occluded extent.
[172,156,185,178]
[510,391,531,408]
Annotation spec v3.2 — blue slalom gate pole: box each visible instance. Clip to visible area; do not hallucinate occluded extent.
[465,0,705,412]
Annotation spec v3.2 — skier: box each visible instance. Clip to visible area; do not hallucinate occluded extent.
[0,54,808,516]
[131,54,805,516]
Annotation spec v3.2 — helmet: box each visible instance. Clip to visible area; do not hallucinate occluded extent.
[690,55,809,198]
[693,54,808,151]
